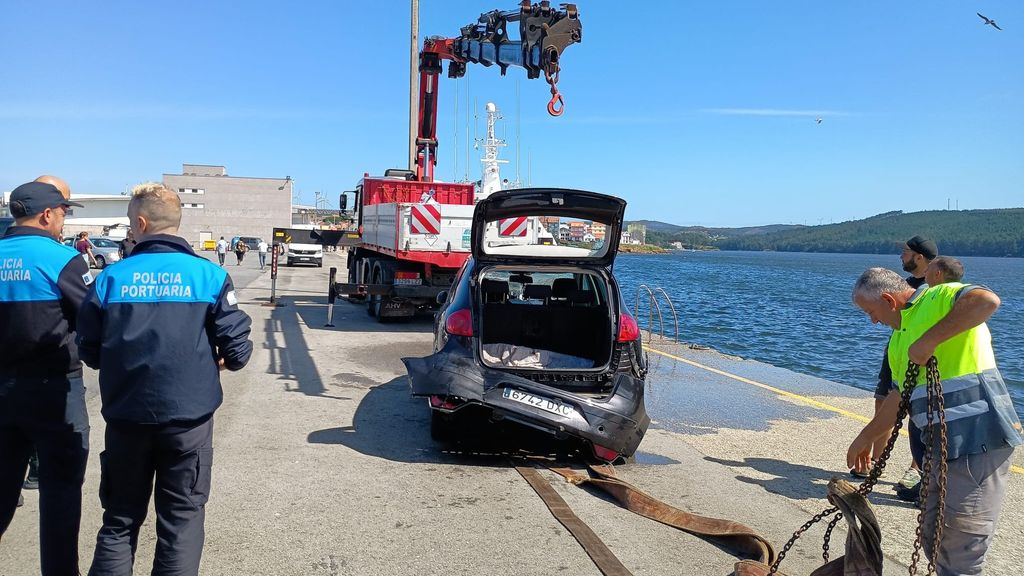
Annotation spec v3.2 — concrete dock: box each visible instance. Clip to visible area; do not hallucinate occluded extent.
[4,251,1023,575]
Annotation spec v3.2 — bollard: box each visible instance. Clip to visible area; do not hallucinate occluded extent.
[325,267,337,327]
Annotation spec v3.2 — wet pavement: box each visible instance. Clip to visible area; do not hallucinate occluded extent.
[5,250,1023,575]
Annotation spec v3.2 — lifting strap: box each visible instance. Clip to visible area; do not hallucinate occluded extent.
[517,461,882,576]
[514,463,632,576]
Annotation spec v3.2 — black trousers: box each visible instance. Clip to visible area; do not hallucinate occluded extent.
[0,374,90,576]
[89,416,213,576]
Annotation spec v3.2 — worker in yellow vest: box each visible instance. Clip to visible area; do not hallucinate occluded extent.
[848,267,1022,575]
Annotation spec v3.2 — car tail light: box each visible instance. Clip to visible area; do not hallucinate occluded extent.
[616,313,640,342]
[395,271,420,280]
[445,309,473,337]
[430,395,463,411]
[592,443,619,462]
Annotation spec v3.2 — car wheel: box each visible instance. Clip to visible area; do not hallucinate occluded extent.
[287,259,293,267]
[430,410,458,442]
[95,256,106,269]
[317,260,323,268]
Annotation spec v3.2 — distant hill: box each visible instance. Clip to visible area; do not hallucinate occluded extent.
[629,220,803,237]
[629,209,1024,257]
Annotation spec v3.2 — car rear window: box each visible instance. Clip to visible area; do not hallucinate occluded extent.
[479,268,605,307]
[479,215,610,260]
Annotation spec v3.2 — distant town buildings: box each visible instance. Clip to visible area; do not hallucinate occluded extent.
[626,223,647,245]
[163,164,292,247]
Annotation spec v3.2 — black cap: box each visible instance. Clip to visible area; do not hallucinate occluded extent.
[906,235,938,260]
[8,181,83,217]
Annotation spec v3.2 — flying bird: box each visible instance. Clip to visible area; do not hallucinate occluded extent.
[977,13,1003,31]
[815,117,823,124]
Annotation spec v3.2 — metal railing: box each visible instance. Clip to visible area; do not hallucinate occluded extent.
[633,284,679,343]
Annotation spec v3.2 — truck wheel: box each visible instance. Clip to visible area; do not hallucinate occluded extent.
[367,269,381,317]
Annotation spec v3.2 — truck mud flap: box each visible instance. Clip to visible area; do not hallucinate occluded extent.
[378,297,417,318]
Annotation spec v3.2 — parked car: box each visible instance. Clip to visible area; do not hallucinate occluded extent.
[230,236,263,251]
[0,217,13,236]
[402,189,649,462]
[63,236,122,268]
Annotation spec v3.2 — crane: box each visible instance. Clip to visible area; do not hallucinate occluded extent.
[414,1,582,182]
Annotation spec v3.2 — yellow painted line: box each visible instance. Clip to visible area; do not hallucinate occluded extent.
[644,345,1024,476]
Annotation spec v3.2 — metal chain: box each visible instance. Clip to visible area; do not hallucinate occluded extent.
[822,512,844,563]
[772,365,915,575]
[769,507,839,574]
[908,357,947,576]
[771,357,948,576]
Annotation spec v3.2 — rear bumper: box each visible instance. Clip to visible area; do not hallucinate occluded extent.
[403,345,649,456]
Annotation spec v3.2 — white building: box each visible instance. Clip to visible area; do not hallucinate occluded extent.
[2,191,130,238]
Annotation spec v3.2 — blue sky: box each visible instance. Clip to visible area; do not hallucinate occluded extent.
[2,1,1021,226]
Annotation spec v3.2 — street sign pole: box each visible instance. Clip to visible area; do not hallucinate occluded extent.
[270,243,279,304]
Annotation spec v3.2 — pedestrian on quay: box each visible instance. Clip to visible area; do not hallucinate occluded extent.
[854,236,938,487]
[118,229,137,260]
[215,235,228,266]
[257,238,269,270]
[848,267,1021,575]
[234,237,248,265]
[76,231,98,268]
[77,182,253,575]
[0,177,91,575]
[925,255,964,288]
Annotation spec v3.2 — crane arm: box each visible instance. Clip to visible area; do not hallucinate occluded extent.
[415,1,582,182]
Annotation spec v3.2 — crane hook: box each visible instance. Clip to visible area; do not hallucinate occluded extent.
[547,92,565,116]
[543,64,564,117]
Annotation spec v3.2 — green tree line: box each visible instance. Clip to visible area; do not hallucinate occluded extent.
[637,209,1024,257]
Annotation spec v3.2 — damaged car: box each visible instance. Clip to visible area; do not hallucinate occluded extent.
[402,189,650,462]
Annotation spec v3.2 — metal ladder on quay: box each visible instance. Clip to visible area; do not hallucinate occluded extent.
[633,283,680,345]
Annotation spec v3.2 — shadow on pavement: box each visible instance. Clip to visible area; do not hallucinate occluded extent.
[703,455,920,509]
[308,377,614,467]
[703,455,845,501]
[286,295,435,334]
[263,297,348,399]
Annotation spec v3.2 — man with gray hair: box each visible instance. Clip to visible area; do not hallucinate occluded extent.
[848,267,1021,575]
[77,182,253,575]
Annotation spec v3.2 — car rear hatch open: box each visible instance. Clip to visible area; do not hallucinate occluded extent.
[471,188,625,268]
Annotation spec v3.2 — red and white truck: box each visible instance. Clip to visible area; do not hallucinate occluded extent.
[327,2,581,321]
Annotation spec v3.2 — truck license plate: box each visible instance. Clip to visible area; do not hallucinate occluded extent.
[502,388,575,418]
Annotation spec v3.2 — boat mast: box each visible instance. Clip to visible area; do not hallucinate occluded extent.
[476,102,509,201]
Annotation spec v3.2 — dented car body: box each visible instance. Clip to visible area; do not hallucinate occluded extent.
[402,189,650,461]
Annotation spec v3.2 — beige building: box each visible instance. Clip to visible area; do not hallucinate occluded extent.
[162,164,292,247]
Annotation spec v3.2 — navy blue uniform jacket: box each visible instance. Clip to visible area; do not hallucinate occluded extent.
[0,226,91,379]
[77,235,253,424]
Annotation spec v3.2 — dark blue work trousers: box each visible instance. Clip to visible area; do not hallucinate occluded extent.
[0,374,90,576]
[88,416,213,576]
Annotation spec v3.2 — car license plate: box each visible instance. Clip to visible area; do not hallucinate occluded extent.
[502,388,575,418]
[394,278,422,285]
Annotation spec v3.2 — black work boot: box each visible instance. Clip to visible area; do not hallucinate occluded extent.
[895,481,921,505]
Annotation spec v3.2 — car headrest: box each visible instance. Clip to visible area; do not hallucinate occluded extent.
[569,290,595,305]
[551,278,576,299]
[522,284,552,300]
[481,279,510,303]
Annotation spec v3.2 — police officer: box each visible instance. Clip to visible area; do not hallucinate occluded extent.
[77,183,252,575]
[0,178,91,575]
[849,268,1022,575]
